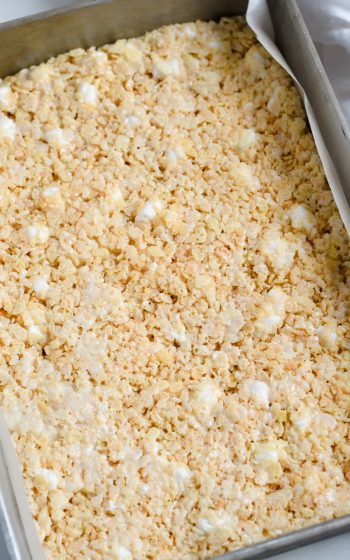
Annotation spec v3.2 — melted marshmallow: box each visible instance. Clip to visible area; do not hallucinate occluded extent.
[35,468,59,490]
[254,442,279,465]
[197,518,213,533]
[173,464,191,485]
[249,381,270,408]
[0,86,12,110]
[135,201,161,222]
[44,128,71,147]
[25,223,50,244]
[290,204,315,232]
[153,57,180,79]
[33,277,49,297]
[78,83,97,106]
[112,544,132,560]
[0,115,16,140]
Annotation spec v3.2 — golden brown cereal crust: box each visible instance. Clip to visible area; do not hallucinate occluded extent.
[0,17,350,560]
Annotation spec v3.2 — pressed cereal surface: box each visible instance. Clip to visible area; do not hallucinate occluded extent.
[0,17,350,560]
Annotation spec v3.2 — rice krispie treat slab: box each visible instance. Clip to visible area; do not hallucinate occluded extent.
[0,16,350,560]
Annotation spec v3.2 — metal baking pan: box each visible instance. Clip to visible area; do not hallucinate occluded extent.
[1,1,350,559]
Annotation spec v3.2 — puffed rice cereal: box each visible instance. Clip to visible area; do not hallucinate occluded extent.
[1,17,350,560]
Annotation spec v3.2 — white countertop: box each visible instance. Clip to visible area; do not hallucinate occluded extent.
[1,1,349,559]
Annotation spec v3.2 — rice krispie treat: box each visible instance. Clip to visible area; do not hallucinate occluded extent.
[1,17,350,560]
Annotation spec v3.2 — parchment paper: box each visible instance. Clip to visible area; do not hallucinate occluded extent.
[247,0,350,235]
[1,1,350,558]
[298,0,350,126]
[0,414,45,560]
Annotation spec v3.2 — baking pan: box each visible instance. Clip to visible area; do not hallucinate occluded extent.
[1,1,350,559]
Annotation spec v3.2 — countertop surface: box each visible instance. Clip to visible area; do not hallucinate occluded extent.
[1,2,350,560]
